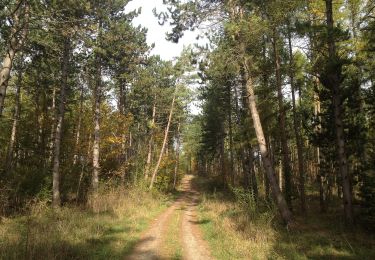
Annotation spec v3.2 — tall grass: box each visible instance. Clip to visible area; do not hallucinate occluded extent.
[0,184,169,260]
[194,177,375,260]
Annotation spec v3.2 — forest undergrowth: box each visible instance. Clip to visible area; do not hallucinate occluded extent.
[0,183,171,260]
[193,176,375,260]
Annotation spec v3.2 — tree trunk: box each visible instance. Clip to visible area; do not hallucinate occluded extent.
[242,57,293,226]
[325,0,354,224]
[73,83,84,165]
[5,69,22,174]
[144,96,157,180]
[0,0,29,117]
[272,29,293,210]
[52,38,70,208]
[227,84,235,185]
[149,86,177,189]
[92,59,101,192]
[173,122,181,189]
[287,25,306,213]
[48,86,57,163]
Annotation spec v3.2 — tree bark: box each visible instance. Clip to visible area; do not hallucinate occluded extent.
[0,0,29,117]
[325,0,354,224]
[91,19,103,193]
[287,25,306,213]
[92,59,101,192]
[173,122,181,189]
[149,86,177,189]
[272,29,293,210]
[73,83,84,165]
[52,38,70,208]
[144,96,157,180]
[227,84,235,185]
[242,56,293,226]
[5,69,22,174]
[48,86,57,163]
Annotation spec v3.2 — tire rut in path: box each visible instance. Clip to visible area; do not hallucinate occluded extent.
[126,175,212,260]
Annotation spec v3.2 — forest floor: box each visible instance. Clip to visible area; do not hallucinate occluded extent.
[127,174,212,260]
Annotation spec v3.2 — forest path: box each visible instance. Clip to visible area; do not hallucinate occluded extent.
[126,175,213,260]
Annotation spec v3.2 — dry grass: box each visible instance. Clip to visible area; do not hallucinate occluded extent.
[0,185,170,260]
[194,177,375,260]
[197,194,278,259]
[161,207,183,259]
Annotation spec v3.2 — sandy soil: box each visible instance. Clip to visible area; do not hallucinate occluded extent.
[126,175,212,260]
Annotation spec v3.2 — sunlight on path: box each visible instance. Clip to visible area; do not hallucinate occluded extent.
[126,175,212,260]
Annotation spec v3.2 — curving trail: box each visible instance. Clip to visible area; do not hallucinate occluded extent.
[126,175,212,260]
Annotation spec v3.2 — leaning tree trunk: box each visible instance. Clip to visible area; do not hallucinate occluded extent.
[287,25,306,213]
[5,69,22,174]
[0,0,29,117]
[242,56,293,226]
[52,38,70,208]
[325,0,353,224]
[272,30,293,210]
[149,86,177,189]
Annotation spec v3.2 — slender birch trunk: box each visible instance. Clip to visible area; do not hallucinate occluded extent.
[91,19,103,193]
[52,38,70,208]
[92,60,101,192]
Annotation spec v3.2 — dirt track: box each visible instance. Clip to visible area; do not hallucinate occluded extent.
[126,175,212,260]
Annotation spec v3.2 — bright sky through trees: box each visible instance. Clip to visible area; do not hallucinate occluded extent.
[126,0,203,61]
[126,0,204,114]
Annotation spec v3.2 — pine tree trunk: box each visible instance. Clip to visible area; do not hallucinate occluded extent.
[149,86,177,189]
[272,30,293,210]
[52,38,70,208]
[325,0,354,224]
[5,69,22,174]
[0,1,29,117]
[287,25,306,213]
[243,58,293,226]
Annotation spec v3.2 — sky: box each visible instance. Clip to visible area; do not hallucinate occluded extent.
[126,0,204,114]
[125,0,203,61]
